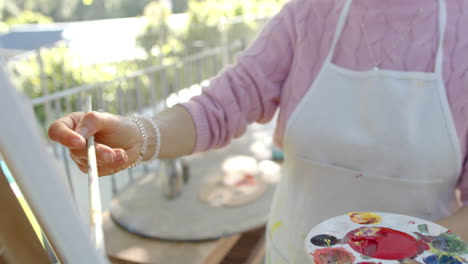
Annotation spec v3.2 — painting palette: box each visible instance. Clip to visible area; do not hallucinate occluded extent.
[305,212,468,264]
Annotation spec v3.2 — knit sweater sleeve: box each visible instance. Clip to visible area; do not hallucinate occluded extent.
[180,0,297,153]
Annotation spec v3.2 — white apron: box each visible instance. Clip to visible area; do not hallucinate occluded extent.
[265,0,462,263]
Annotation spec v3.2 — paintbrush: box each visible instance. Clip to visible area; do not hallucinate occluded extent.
[84,96,106,255]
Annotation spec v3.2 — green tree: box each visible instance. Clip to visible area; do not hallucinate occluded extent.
[5,10,53,25]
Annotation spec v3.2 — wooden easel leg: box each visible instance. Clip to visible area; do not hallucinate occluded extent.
[0,166,50,264]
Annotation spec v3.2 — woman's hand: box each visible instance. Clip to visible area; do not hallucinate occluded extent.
[48,111,142,176]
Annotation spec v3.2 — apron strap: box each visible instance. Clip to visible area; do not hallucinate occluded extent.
[435,0,447,75]
[324,0,353,64]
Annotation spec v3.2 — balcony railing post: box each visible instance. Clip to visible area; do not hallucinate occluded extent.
[219,16,230,67]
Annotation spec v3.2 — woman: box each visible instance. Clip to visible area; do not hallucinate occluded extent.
[49,0,468,262]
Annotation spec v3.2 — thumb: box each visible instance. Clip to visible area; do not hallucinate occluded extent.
[75,111,121,139]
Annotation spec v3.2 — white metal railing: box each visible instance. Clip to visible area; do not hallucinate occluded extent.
[23,15,272,206]
[3,14,272,262]
[31,39,246,210]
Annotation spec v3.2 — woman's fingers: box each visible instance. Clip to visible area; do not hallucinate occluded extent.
[69,143,138,176]
[69,153,86,167]
[51,111,139,156]
[74,111,122,140]
[50,111,143,177]
[48,112,86,150]
[69,143,126,165]
[77,163,89,174]
[75,154,129,176]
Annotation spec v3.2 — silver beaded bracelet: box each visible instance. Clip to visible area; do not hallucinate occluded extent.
[128,114,148,168]
[139,115,161,162]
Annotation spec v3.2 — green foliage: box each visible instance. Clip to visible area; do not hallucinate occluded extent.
[183,0,284,50]
[9,0,286,132]
[2,0,153,22]
[6,11,53,25]
[172,0,188,14]
[0,22,9,33]
[137,1,172,58]
[137,0,285,61]
[9,44,141,128]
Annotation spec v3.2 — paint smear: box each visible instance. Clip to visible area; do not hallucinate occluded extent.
[312,247,355,264]
[400,260,424,264]
[311,234,339,247]
[431,233,468,255]
[346,227,429,260]
[270,221,283,236]
[234,173,257,186]
[423,255,462,264]
[414,232,434,243]
[418,224,429,234]
[348,212,382,225]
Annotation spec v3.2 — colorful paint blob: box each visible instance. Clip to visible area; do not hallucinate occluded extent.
[305,213,467,264]
[400,259,424,264]
[312,247,355,264]
[418,224,429,234]
[311,234,339,247]
[270,221,283,233]
[414,232,434,243]
[348,212,383,225]
[423,255,463,264]
[346,227,429,260]
[431,233,468,255]
[234,173,257,186]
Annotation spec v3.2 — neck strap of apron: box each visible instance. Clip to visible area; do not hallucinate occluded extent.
[325,0,447,75]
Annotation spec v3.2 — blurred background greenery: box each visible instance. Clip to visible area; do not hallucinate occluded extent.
[0,2,286,253]
[2,0,286,131]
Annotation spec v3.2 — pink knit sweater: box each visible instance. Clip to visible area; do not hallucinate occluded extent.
[181,0,468,205]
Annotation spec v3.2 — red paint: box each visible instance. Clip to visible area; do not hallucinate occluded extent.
[346,227,428,260]
[312,247,355,264]
[235,174,257,186]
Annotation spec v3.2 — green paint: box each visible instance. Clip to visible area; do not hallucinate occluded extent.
[430,233,468,256]
[418,224,429,234]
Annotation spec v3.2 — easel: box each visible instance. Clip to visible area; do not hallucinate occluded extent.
[0,66,107,263]
[0,65,268,263]
[0,167,50,264]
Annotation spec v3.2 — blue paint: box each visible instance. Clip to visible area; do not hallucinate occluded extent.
[423,255,462,264]
[432,233,468,254]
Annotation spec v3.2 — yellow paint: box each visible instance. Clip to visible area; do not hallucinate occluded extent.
[348,212,382,224]
[270,221,283,234]
[354,227,381,237]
